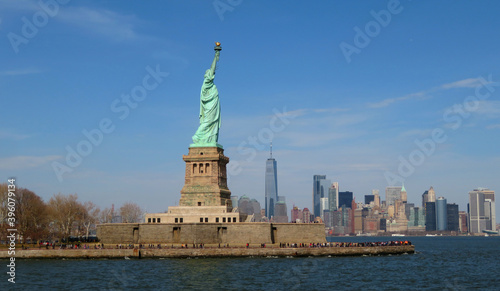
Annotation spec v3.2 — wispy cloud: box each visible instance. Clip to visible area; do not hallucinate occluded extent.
[486,124,500,129]
[279,112,367,147]
[441,78,484,89]
[0,0,39,11]
[313,107,351,114]
[368,77,489,109]
[0,2,152,42]
[276,108,309,118]
[344,163,387,172]
[0,130,31,140]
[280,131,356,147]
[398,129,432,138]
[58,6,141,42]
[0,155,62,170]
[151,50,190,68]
[0,68,41,76]
[223,107,364,148]
[474,101,500,117]
[368,91,426,108]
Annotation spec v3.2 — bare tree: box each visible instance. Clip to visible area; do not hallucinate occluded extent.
[0,183,11,241]
[80,201,100,239]
[47,193,84,242]
[0,183,8,225]
[98,207,113,224]
[15,188,49,243]
[119,202,143,223]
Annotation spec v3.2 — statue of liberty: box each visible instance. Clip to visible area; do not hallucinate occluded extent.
[191,42,222,148]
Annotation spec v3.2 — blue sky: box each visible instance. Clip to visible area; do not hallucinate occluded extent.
[1,0,500,221]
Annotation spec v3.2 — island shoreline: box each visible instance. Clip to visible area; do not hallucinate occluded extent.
[0,245,414,259]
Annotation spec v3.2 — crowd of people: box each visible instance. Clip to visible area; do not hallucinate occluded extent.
[19,240,411,250]
[279,241,412,248]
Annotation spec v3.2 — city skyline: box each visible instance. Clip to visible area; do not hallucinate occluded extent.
[1,1,500,222]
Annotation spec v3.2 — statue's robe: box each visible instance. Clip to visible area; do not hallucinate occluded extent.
[192,69,221,145]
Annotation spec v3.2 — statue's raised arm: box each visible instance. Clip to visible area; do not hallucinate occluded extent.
[209,48,220,74]
[191,42,223,148]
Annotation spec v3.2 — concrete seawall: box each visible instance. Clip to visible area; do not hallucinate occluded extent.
[0,245,414,259]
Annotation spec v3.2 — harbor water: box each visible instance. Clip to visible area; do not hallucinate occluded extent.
[1,236,499,290]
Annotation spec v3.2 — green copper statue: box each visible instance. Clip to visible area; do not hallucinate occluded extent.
[191,42,223,148]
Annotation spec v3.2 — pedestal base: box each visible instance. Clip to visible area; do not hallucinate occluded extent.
[179,146,232,208]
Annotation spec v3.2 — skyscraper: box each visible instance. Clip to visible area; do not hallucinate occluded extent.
[422,190,428,209]
[385,186,402,206]
[339,191,353,209]
[400,184,407,203]
[329,182,339,213]
[373,189,380,207]
[425,202,436,231]
[320,197,329,220]
[485,199,496,231]
[313,175,331,218]
[468,188,496,233]
[447,203,459,232]
[302,208,311,223]
[274,201,288,223]
[408,207,425,227]
[422,186,436,210]
[250,199,262,221]
[428,186,436,202]
[265,143,278,219]
[231,195,239,210]
[238,195,251,215]
[436,197,447,231]
[291,206,303,223]
[459,211,468,233]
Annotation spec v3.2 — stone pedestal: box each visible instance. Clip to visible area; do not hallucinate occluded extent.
[179,147,232,209]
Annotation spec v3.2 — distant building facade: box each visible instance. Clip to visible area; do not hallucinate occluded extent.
[408,207,425,228]
[302,208,311,223]
[385,186,402,206]
[329,182,339,212]
[313,175,330,218]
[372,190,380,208]
[273,201,288,223]
[320,197,329,220]
[436,197,448,231]
[446,203,459,232]
[365,195,375,205]
[425,202,436,231]
[468,188,496,233]
[339,191,353,209]
[422,186,436,211]
[291,206,303,223]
